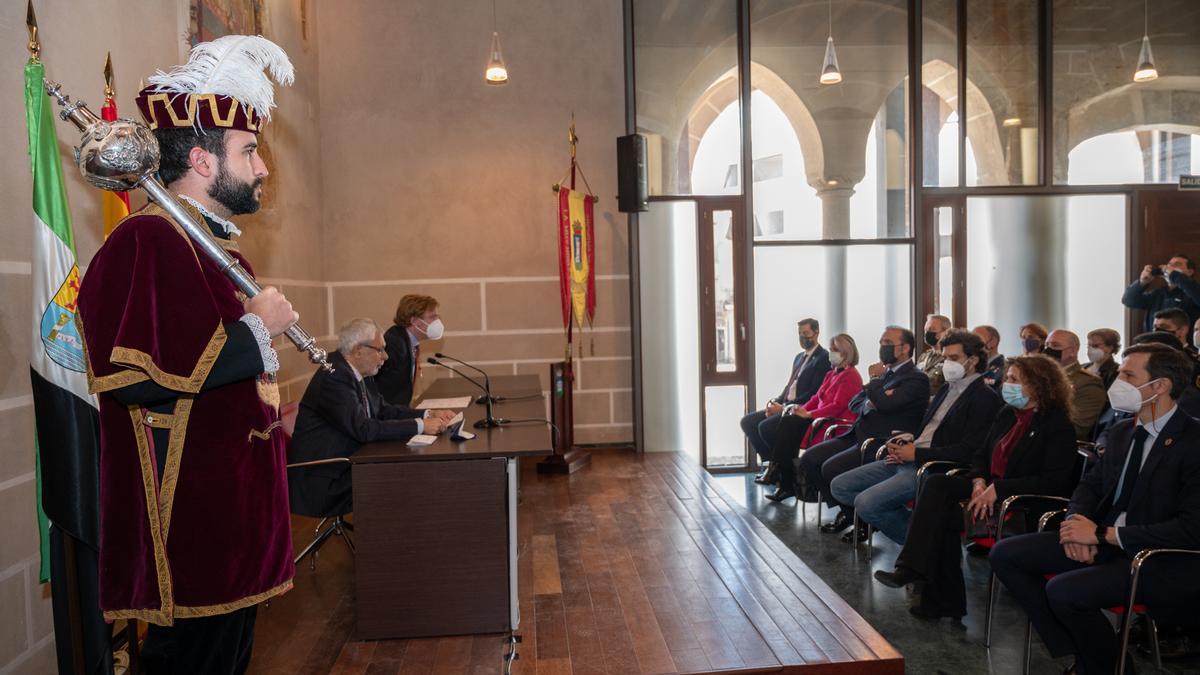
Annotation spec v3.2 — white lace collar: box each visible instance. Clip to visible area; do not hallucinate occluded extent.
[177,194,243,237]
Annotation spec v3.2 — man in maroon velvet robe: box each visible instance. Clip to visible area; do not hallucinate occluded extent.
[76,36,299,674]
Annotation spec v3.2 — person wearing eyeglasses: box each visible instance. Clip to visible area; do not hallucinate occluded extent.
[289,318,455,516]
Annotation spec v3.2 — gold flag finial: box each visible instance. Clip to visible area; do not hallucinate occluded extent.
[26,0,40,63]
[104,52,115,100]
[568,112,578,160]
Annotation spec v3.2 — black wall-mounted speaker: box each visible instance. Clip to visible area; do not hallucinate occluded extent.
[616,134,649,213]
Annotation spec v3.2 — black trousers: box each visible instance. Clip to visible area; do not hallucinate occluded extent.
[990,531,1199,675]
[740,409,785,462]
[894,474,973,617]
[796,435,868,507]
[766,415,814,490]
[141,605,258,675]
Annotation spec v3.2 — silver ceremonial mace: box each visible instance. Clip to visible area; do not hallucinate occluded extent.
[43,79,332,372]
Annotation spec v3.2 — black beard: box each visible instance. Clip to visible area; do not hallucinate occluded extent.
[208,163,263,216]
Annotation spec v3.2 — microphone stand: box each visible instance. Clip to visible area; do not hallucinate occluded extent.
[434,352,497,405]
[426,358,508,428]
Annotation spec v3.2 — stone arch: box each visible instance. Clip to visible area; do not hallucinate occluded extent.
[920,58,1007,185]
[679,62,825,191]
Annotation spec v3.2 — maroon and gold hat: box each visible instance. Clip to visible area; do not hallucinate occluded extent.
[136,35,293,135]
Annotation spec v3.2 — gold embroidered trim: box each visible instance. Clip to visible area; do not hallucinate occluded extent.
[158,397,193,544]
[128,407,175,624]
[79,314,152,394]
[174,579,294,619]
[110,324,226,395]
[142,411,176,429]
[104,579,293,625]
[248,421,283,441]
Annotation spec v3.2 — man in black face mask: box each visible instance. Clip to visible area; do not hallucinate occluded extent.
[917,314,951,400]
[1044,329,1106,440]
[743,318,830,482]
[795,326,930,537]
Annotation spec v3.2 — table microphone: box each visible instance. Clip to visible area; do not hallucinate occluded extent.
[425,358,508,428]
[433,352,497,404]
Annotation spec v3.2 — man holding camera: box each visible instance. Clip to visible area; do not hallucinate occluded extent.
[1122,254,1200,334]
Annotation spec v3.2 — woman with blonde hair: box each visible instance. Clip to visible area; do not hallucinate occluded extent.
[765,333,865,502]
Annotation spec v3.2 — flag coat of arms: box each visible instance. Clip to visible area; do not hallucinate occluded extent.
[557,187,596,331]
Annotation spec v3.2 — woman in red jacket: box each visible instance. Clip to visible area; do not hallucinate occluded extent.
[766,334,864,502]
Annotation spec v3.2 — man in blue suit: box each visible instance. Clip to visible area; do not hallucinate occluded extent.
[991,344,1200,675]
[741,318,831,482]
[798,326,930,537]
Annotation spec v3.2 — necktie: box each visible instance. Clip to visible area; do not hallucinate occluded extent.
[786,354,808,401]
[1105,426,1150,524]
[357,380,373,419]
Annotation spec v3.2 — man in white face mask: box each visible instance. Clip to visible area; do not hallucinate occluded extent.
[378,295,446,406]
[990,343,1200,675]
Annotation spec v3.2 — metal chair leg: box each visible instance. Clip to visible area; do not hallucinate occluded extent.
[817,495,823,525]
[984,572,997,647]
[294,520,340,568]
[1022,618,1032,675]
[1149,618,1161,671]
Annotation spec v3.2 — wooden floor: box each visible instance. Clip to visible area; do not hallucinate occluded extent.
[249,452,903,674]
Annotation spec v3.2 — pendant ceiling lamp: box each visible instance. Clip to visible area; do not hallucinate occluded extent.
[1134,0,1158,83]
[484,0,508,85]
[819,0,842,85]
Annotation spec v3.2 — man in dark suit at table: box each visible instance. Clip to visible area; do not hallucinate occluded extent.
[289,318,455,515]
[742,318,831,482]
[796,326,930,536]
[990,343,1200,675]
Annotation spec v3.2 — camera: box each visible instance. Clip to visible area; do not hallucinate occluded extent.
[1150,266,1165,277]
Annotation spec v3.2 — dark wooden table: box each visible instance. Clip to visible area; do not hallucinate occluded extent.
[351,375,552,641]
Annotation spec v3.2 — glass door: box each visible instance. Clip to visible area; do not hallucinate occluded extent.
[922,195,965,325]
[697,198,750,469]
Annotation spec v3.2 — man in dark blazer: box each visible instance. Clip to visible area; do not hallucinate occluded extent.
[741,318,831,475]
[1122,255,1200,333]
[830,330,1002,544]
[289,318,454,516]
[990,344,1200,675]
[376,294,443,406]
[796,326,930,535]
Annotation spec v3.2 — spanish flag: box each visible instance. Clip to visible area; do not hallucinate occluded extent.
[100,56,129,238]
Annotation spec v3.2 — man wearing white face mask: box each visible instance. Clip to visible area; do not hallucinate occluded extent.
[829,330,1002,544]
[990,343,1200,675]
[378,294,446,406]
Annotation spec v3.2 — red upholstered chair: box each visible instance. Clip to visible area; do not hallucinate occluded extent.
[281,401,355,570]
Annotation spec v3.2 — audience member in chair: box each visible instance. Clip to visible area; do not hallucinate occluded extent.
[1084,328,1120,390]
[917,314,951,398]
[742,318,831,484]
[1019,322,1049,356]
[1152,307,1193,348]
[376,294,443,406]
[829,330,1002,544]
[973,324,1006,392]
[795,327,929,536]
[1043,329,1106,440]
[989,344,1200,675]
[290,318,455,515]
[764,333,863,502]
[873,354,1078,621]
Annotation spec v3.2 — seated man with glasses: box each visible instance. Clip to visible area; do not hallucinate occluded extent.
[289,318,456,515]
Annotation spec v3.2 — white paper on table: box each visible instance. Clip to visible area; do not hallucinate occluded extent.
[415,396,473,410]
[406,434,438,446]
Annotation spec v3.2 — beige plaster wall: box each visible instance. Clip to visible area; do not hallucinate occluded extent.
[310,0,633,444]
[0,1,321,671]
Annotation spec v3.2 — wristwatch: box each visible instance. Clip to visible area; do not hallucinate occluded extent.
[1095,525,1108,545]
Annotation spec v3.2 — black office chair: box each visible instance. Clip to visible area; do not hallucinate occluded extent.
[281,402,355,570]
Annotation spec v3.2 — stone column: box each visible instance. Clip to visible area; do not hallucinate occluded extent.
[816,185,856,335]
